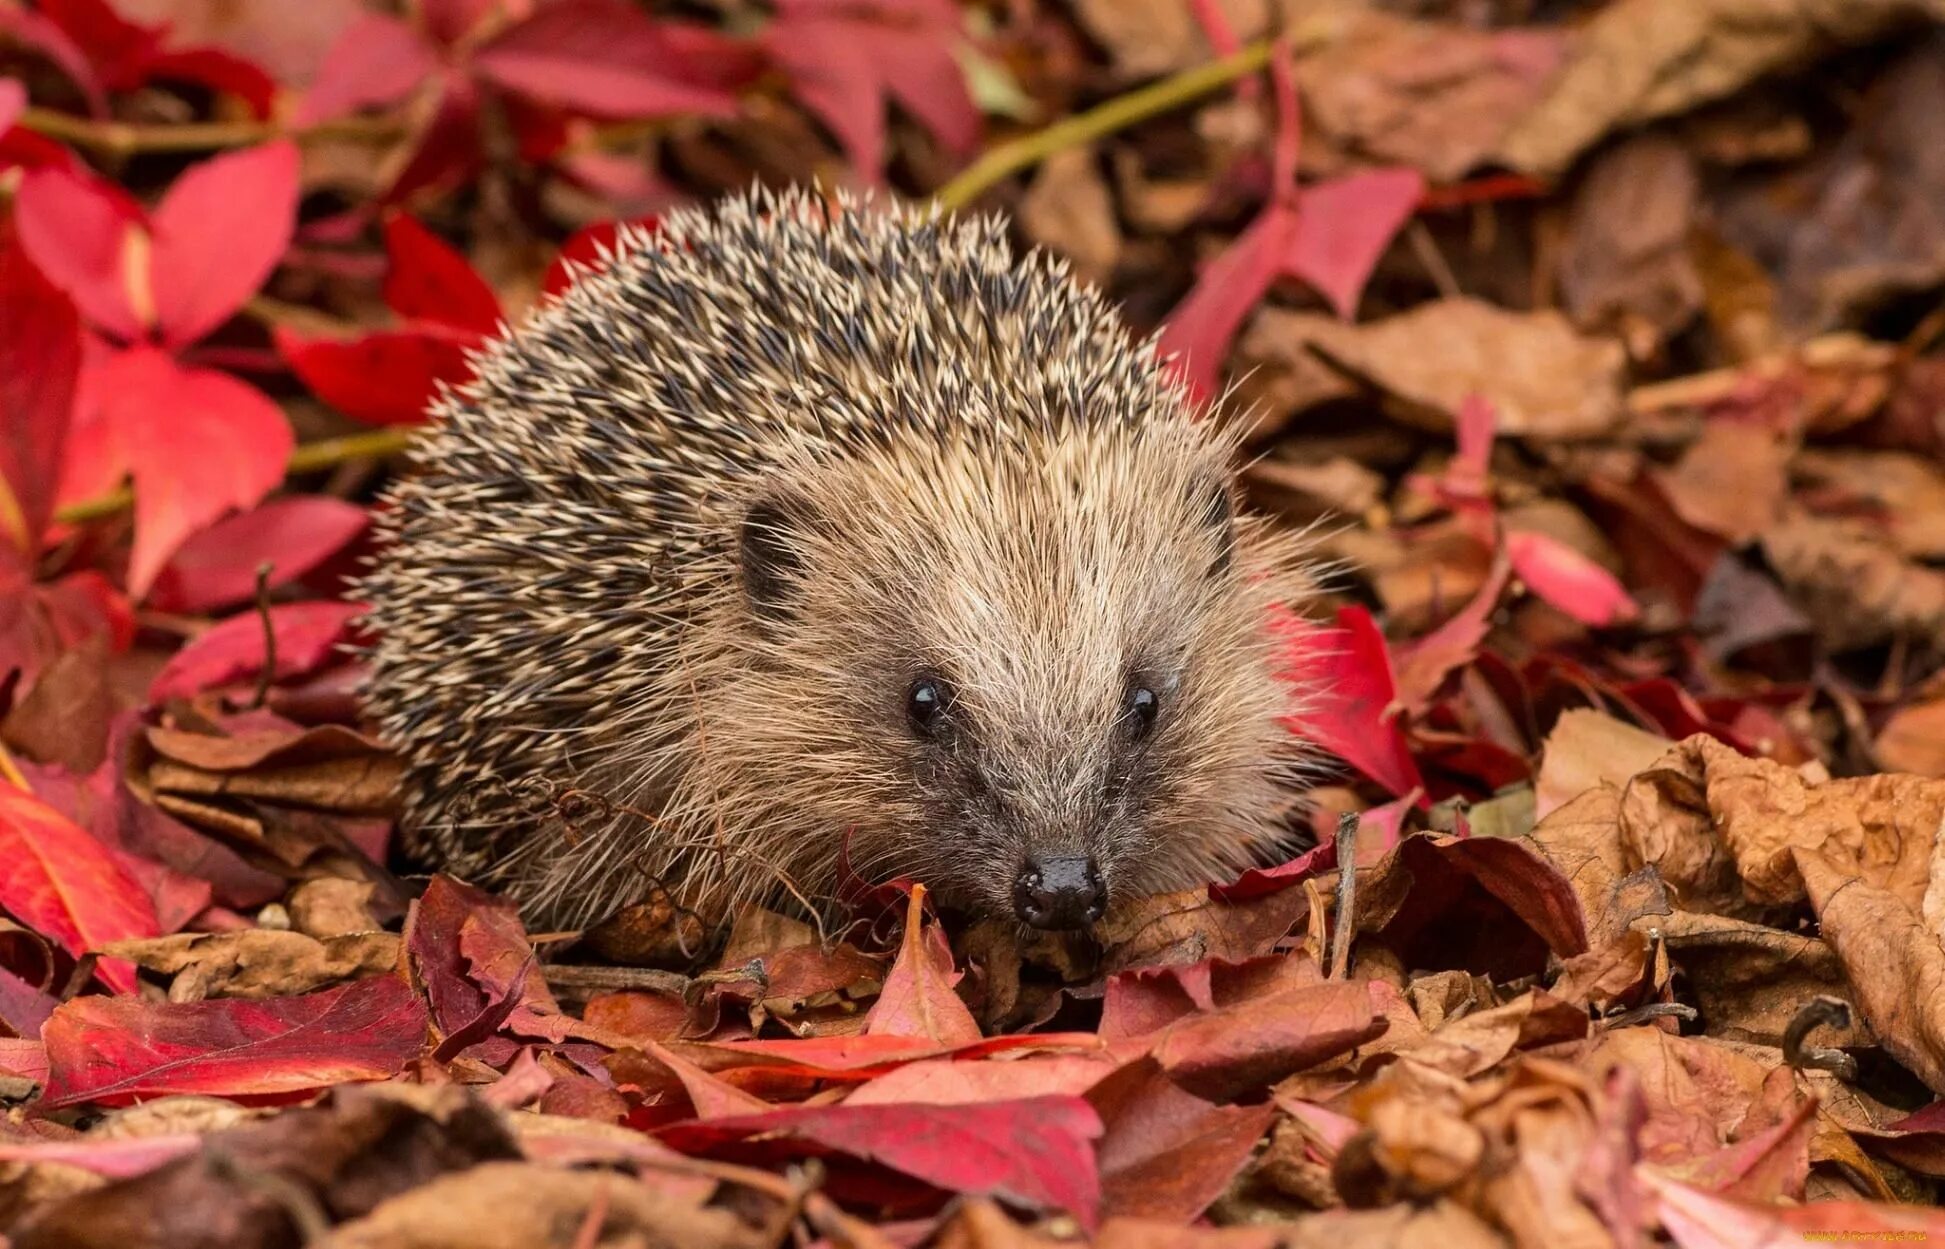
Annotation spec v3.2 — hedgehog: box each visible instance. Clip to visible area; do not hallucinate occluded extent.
[360,186,1318,936]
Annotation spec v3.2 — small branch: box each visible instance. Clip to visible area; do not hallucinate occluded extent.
[1784,995,1859,1082]
[1328,811,1359,980]
[935,30,1333,213]
[18,107,402,157]
[54,427,419,528]
[247,562,277,711]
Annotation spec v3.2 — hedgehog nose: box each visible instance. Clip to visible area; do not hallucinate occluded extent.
[1014,855,1106,929]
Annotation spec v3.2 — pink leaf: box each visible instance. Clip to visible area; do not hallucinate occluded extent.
[274,326,472,427]
[0,10,107,114]
[661,1096,1103,1226]
[294,13,436,127]
[382,215,501,336]
[14,166,144,341]
[148,599,363,703]
[1210,790,1417,902]
[68,347,292,598]
[147,496,369,614]
[1156,212,1286,403]
[0,782,159,994]
[473,1,742,121]
[862,886,981,1047]
[144,47,277,119]
[38,974,428,1107]
[542,215,660,296]
[148,140,299,349]
[1507,530,1638,627]
[0,223,83,552]
[0,79,23,132]
[1276,605,1424,799]
[1285,168,1426,319]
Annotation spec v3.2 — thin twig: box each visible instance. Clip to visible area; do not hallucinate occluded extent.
[54,427,419,527]
[935,28,1337,212]
[1328,811,1358,979]
[247,562,277,711]
[1783,995,1860,1082]
[0,742,30,791]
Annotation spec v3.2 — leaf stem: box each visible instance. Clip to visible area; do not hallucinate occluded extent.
[933,28,1332,213]
[53,426,419,527]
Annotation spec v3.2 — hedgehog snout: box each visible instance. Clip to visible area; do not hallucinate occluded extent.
[1012,854,1106,930]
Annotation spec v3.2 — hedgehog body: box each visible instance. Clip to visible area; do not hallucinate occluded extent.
[361,188,1316,933]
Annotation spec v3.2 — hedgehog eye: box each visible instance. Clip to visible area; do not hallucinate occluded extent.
[1123,685,1159,740]
[907,677,952,735]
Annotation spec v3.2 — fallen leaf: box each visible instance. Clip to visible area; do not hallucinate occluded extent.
[148,600,363,703]
[1651,422,1790,544]
[145,141,298,350]
[39,974,428,1107]
[147,496,369,615]
[1535,709,1671,821]
[0,781,157,993]
[863,885,981,1047]
[1277,605,1425,799]
[1089,1057,1277,1223]
[100,929,400,1000]
[0,223,82,555]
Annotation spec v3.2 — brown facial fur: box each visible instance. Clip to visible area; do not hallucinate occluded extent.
[360,188,1317,931]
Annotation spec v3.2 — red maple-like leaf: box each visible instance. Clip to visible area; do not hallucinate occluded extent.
[861,885,982,1047]
[11,0,275,119]
[37,974,429,1107]
[147,496,369,615]
[1275,604,1426,800]
[0,222,81,555]
[0,782,159,994]
[147,599,364,704]
[541,214,661,296]
[277,213,503,427]
[1158,42,1424,401]
[765,0,980,176]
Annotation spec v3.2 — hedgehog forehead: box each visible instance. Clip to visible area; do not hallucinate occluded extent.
[790,429,1235,713]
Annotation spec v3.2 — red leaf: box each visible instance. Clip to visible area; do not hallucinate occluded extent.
[0,223,83,552]
[767,0,978,175]
[422,0,498,47]
[0,568,134,696]
[1277,605,1425,798]
[0,782,159,994]
[862,884,981,1047]
[0,10,107,114]
[147,496,369,614]
[1285,169,1427,319]
[382,215,501,336]
[295,13,437,127]
[274,327,471,427]
[661,1096,1103,1225]
[1157,212,1283,403]
[1090,1058,1277,1223]
[473,1,742,121]
[38,0,155,92]
[542,215,660,297]
[148,140,299,349]
[14,165,144,341]
[38,974,428,1107]
[65,346,293,597]
[148,599,363,703]
[1507,530,1638,627]
[0,78,23,132]
[1146,980,1387,1102]
[1209,790,1418,902]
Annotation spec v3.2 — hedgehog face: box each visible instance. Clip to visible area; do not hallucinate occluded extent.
[708,428,1307,929]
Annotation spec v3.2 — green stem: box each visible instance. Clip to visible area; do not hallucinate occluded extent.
[934,34,1309,213]
[54,427,419,527]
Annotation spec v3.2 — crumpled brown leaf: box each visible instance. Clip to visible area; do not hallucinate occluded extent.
[1651,422,1791,544]
[1763,513,1945,652]
[1236,298,1626,441]
[1535,711,1671,823]
[1618,733,1945,918]
[99,929,401,1002]
[1019,148,1122,290]
[1496,0,1945,177]
[1559,135,1703,352]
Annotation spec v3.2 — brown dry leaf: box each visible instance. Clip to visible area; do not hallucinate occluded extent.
[1236,299,1626,440]
[2,638,115,774]
[316,1160,767,1249]
[1271,1202,1507,1249]
[1018,148,1121,290]
[1535,711,1671,822]
[1618,733,1945,918]
[1794,449,1945,560]
[98,930,400,1001]
[286,878,383,939]
[1763,513,1945,651]
[142,725,401,814]
[1877,696,1945,777]
[1290,10,1568,182]
[1795,845,1945,1094]
[1467,1061,1615,1249]
[1391,990,1590,1080]
[1495,0,1945,177]
[1514,787,1660,952]
[1656,911,1862,1049]
[1089,883,1312,978]
[1717,39,1945,335]
[1245,455,1387,526]
[1364,1096,1486,1199]
[1069,0,1267,79]
[1558,135,1704,353]
[1651,422,1791,544]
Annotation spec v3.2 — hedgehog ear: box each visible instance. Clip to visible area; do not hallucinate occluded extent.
[740,490,813,622]
[1199,476,1237,577]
